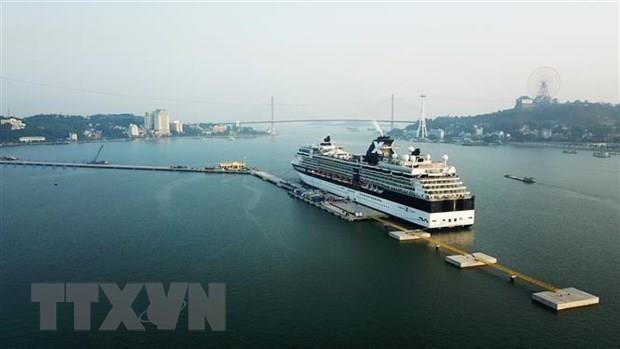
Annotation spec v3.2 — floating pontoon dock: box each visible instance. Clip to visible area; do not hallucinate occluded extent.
[377,217,599,311]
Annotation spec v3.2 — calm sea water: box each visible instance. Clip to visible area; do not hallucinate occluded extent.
[1,125,618,348]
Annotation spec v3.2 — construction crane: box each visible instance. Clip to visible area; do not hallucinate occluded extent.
[89,144,108,164]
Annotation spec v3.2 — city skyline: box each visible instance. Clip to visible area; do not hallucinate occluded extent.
[0,2,617,122]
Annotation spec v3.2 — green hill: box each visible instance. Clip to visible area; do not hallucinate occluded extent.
[0,114,143,143]
[390,101,620,143]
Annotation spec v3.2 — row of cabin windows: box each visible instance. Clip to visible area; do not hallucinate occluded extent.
[431,216,473,223]
[304,162,354,178]
[432,217,464,223]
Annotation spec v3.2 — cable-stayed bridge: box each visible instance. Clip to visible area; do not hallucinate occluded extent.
[221,118,415,125]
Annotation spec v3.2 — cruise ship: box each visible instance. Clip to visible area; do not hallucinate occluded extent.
[291,135,475,229]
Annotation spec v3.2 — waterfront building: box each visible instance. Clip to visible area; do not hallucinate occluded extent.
[515,96,534,110]
[217,161,246,171]
[143,112,154,130]
[153,109,170,136]
[474,125,484,136]
[1,117,26,130]
[171,120,184,134]
[128,124,140,137]
[68,132,78,141]
[212,125,228,134]
[145,109,171,136]
[429,128,445,139]
[19,136,46,143]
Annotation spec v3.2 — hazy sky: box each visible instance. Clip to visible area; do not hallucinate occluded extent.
[1,1,618,122]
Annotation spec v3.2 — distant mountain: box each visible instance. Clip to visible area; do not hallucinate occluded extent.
[389,100,620,143]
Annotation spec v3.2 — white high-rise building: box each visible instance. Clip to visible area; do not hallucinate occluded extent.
[171,120,183,134]
[145,109,171,136]
[154,109,170,136]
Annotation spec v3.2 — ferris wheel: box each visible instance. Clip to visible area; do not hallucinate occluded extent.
[527,66,561,102]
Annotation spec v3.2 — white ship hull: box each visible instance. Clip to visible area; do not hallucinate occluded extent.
[297,172,474,229]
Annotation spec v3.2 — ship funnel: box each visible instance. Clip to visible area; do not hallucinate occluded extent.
[364,135,394,165]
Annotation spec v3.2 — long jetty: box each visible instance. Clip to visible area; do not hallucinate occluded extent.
[0,160,248,174]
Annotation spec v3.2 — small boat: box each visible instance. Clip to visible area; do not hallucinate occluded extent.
[593,151,610,158]
[504,174,536,184]
[562,149,577,154]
